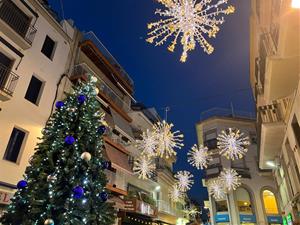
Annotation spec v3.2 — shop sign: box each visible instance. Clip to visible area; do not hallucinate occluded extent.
[124,199,157,217]
[240,214,256,223]
[215,214,230,223]
[0,191,13,205]
[267,215,283,224]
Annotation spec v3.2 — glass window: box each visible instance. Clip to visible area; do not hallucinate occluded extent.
[41,35,56,59]
[216,200,228,213]
[3,127,26,163]
[262,190,279,215]
[24,76,43,105]
[236,187,254,214]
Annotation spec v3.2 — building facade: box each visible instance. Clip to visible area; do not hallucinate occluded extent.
[250,0,300,223]
[0,0,76,215]
[196,110,281,225]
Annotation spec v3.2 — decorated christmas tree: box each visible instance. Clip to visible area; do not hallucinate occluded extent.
[1,76,115,225]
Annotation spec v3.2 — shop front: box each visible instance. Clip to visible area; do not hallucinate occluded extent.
[239,214,257,225]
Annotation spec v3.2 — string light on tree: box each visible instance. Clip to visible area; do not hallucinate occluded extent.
[208,179,226,200]
[169,184,184,202]
[217,128,250,160]
[174,171,194,192]
[154,120,184,159]
[133,156,156,180]
[187,144,212,170]
[136,129,158,157]
[220,168,241,191]
[147,0,235,62]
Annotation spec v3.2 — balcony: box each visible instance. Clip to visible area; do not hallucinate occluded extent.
[71,63,132,122]
[157,200,184,218]
[105,170,128,196]
[156,158,174,181]
[0,63,19,101]
[80,31,134,94]
[231,167,251,179]
[258,96,293,169]
[0,0,37,49]
[125,198,158,218]
[205,164,222,179]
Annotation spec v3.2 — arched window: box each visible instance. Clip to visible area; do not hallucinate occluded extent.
[262,190,279,215]
[235,187,254,214]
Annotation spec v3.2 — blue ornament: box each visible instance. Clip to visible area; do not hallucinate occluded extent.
[97,125,106,135]
[102,161,111,170]
[17,180,28,189]
[77,94,86,104]
[72,186,84,199]
[100,191,108,202]
[55,101,64,109]
[65,135,75,145]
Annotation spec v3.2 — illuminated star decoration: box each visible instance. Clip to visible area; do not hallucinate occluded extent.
[154,120,184,159]
[187,144,212,170]
[136,129,158,157]
[208,179,226,200]
[220,168,241,191]
[169,184,184,202]
[217,128,250,160]
[146,0,235,62]
[174,171,194,192]
[133,156,156,180]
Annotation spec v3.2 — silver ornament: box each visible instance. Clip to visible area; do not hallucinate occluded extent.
[81,152,91,162]
[44,219,54,225]
[91,76,98,83]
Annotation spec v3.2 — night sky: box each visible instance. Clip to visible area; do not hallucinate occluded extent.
[49,0,254,204]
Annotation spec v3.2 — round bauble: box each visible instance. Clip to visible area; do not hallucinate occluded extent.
[17,180,28,189]
[81,152,91,162]
[100,191,108,202]
[65,135,75,145]
[77,94,86,104]
[44,219,54,225]
[102,161,111,170]
[97,125,106,135]
[94,87,99,95]
[91,76,98,83]
[55,101,64,109]
[73,186,84,199]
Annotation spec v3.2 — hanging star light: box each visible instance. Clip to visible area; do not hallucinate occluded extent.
[220,168,241,191]
[187,144,212,170]
[146,0,235,62]
[208,179,226,200]
[169,184,184,202]
[154,120,184,159]
[133,156,156,180]
[136,129,158,157]
[217,128,250,160]
[174,171,194,192]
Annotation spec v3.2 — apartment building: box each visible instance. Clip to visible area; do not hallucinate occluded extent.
[196,109,281,225]
[0,0,76,215]
[250,0,300,223]
[68,31,186,225]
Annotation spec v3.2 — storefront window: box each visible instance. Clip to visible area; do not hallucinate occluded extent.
[262,190,279,215]
[236,187,253,214]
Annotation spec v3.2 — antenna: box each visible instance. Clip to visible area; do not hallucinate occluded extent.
[165,106,170,121]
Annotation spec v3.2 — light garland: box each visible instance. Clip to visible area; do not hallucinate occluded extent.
[217,128,250,160]
[187,144,212,169]
[174,171,194,192]
[154,120,184,159]
[133,156,156,180]
[147,0,235,62]
[220,168,241,191]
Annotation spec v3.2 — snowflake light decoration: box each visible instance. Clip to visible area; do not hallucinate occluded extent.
[220,168,241,191]
[136,129,158,158]
[175,171,194,192]
[208,179,226,200]
[147,0,235,62]
[217,128,250,160]
[187,144,212,170]
[169,184,184,202]
[154,120,184,159]
[133,156,156,180]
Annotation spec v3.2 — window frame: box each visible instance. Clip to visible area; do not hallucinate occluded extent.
[41,35,57,60]
[24,74,45,105]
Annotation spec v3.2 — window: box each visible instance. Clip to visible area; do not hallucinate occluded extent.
[3,127,27,163]
[291,115,300,147]
[24,76,43,105]
[0,51,13,88]
[236,187,254,214]
[41,35,56,59]
[204,129,217,149]
[262,190,279,215]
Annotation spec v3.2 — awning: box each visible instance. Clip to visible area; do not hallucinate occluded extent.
[111,109,134,139]
[104,141,132,173]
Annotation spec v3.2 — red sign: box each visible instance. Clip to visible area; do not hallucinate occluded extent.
[0,191,13,205]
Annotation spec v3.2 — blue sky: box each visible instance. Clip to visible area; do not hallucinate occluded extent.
[49,0,253,203]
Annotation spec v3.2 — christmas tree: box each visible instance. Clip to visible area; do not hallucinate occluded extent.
[1,76,116,225]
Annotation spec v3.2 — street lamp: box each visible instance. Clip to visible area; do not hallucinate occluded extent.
[292,0,300,8]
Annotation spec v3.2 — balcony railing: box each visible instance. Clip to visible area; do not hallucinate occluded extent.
[156,158,174,178]
[157,200,184,217]
[205,164,222,179]
[258,96,292,124]
[71,64,130,112]
[231,167,251,179]
[0,0,37,45]
[0,63,19,96]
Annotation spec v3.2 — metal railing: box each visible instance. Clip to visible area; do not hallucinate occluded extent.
[83,32,134,88]
[71,63,130,112]
[0,63,19,96]
[0,0,37,45]
[156,158,174,177]
[157,200,184,217]
[231,167,251,179]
